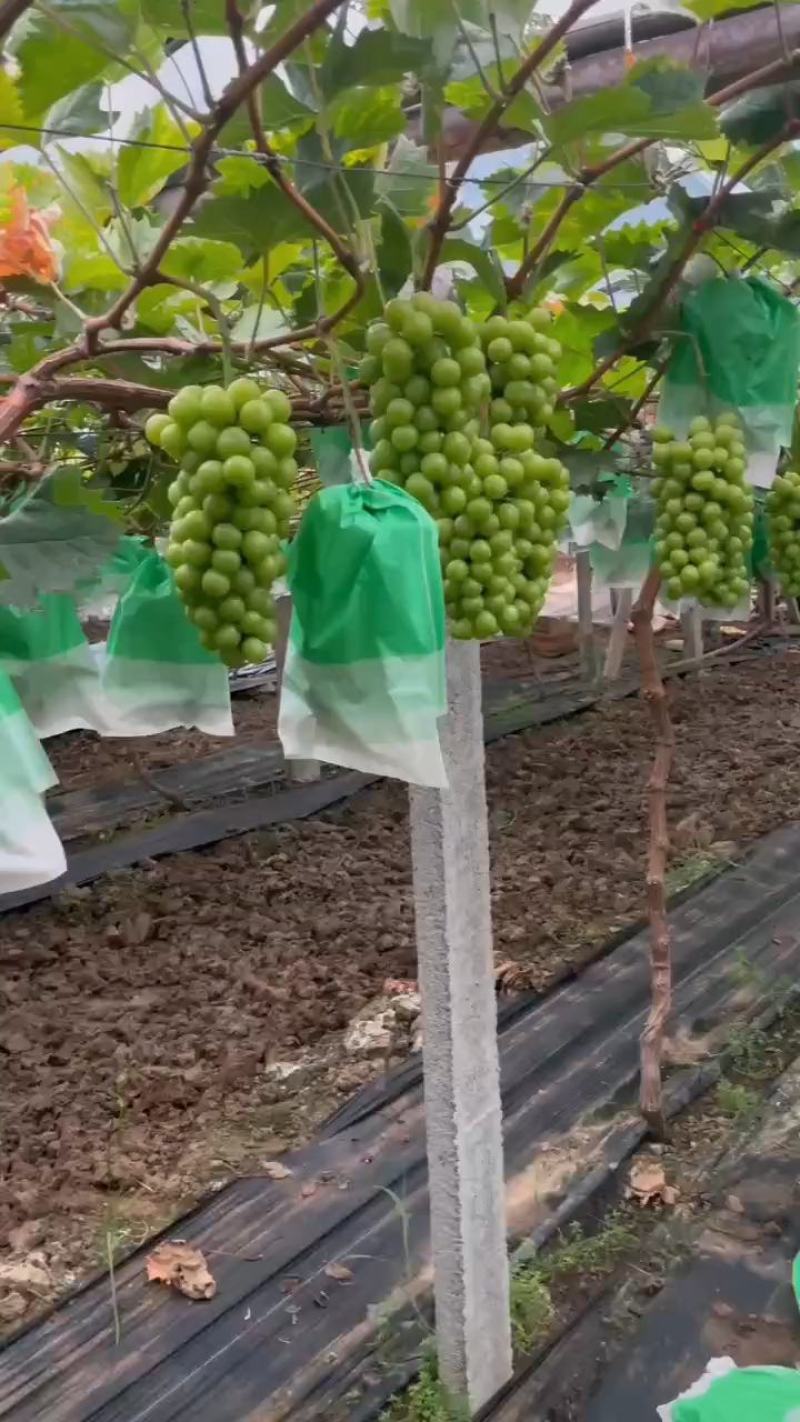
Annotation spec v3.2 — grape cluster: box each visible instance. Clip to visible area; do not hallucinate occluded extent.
[145,378,297,667]
[652,413,753,607]
[766,470,800,595]
[363,295,570,639]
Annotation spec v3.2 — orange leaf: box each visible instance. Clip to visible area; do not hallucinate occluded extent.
[145,1240,216,1300]
[0,187,60,285]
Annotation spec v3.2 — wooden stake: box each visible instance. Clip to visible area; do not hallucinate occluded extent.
[631,568,675,1138]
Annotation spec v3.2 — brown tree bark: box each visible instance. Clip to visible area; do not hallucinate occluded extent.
[631,568,674,1137]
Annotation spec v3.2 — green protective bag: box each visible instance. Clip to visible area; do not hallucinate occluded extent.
[658,1356,800,1420]
[659,276,800,486]
[659,1254,800,1419]
[750,493,773,580]
[0,669,66,892]
[102,548,233,736]
[0,592,110,738]
[278,479,447,787]
[570,476,656,590]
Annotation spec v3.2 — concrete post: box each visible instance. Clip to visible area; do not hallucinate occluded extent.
[408,638,512,1414]
[576,549,597,680]
[680,605,703,667]
[603,586,633,681]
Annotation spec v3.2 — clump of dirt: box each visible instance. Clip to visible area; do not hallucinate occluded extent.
[3,650,800,1329]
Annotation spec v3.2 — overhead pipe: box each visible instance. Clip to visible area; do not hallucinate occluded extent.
[407,4,800,158]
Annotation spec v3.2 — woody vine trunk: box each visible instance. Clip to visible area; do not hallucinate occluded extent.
[631,568,675,1136]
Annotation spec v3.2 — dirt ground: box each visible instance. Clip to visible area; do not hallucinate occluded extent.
[3,649,800,1332]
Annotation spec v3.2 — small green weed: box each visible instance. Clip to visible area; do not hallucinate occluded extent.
[509,1217,636,1354]
[384,1351,468,1422]
[509,1268,554,1353]
[725,1023,780,1079]
[536,1218,636,1283]
[666,852,720,896]
[715,1077,759,1120]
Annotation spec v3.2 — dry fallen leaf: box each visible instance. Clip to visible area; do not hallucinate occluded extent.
[145,1241,216,1300]
[324,1262,353,1283]
[626,1161,679,1209]
[262,1160,292,1181]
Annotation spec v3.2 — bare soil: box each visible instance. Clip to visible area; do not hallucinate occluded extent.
[3,650,800,1332]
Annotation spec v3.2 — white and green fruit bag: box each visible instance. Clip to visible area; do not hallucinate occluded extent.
[658,1355,800,1420]
[0,593,110,738]
[278,479,447,786]
[101,547,233,736]
[659,275,800,488]
[0,668,66,892]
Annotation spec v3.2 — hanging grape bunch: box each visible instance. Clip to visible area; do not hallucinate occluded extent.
[363,294,570,639]
[476,309,571,636]
[766,470,800,595]
[145,379,297,667]
[652,413,753,607]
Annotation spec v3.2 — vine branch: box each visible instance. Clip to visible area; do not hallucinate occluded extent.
[0,0,33,41]
[507,48,800,302]
[631,568,674,1138]
[81,0,349,352]
[420,0,605,288]
[563,110,800,402]
[225,0,365,337]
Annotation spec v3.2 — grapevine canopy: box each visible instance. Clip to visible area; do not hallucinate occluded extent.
[0,0,798,588]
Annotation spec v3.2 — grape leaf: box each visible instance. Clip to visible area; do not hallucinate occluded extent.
[684,0,765,18]
[720,83,800,149]
[294,131,376,223]
[229,305,286,343]
[214,156,270,198]
[0,72,24,151]
[55,148,114,224]
[261,73,316,129]
[546,61,717,145]
[375,136,437,216]
[47,81,114,137]
[327,86,406,147]
[377,199,413,297]
[390,0,486,36]
[321,29,430,94]
[139,0,230,32]
[160,237,245,286]
[193,183,307,253]
[117,104,197,209]
[0,470,122,608]
[439,238,506,306]
[10,0,138,116]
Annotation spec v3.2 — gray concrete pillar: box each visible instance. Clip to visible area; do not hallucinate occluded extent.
[408,638,512,1413]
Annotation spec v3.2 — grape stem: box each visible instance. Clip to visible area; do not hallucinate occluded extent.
[631,566,674,1138]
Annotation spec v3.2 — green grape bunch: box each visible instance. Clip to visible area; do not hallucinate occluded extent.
[766,469,800,595]
[362,294,570,640]
[652,412,753,608]
[145,378,297,667]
